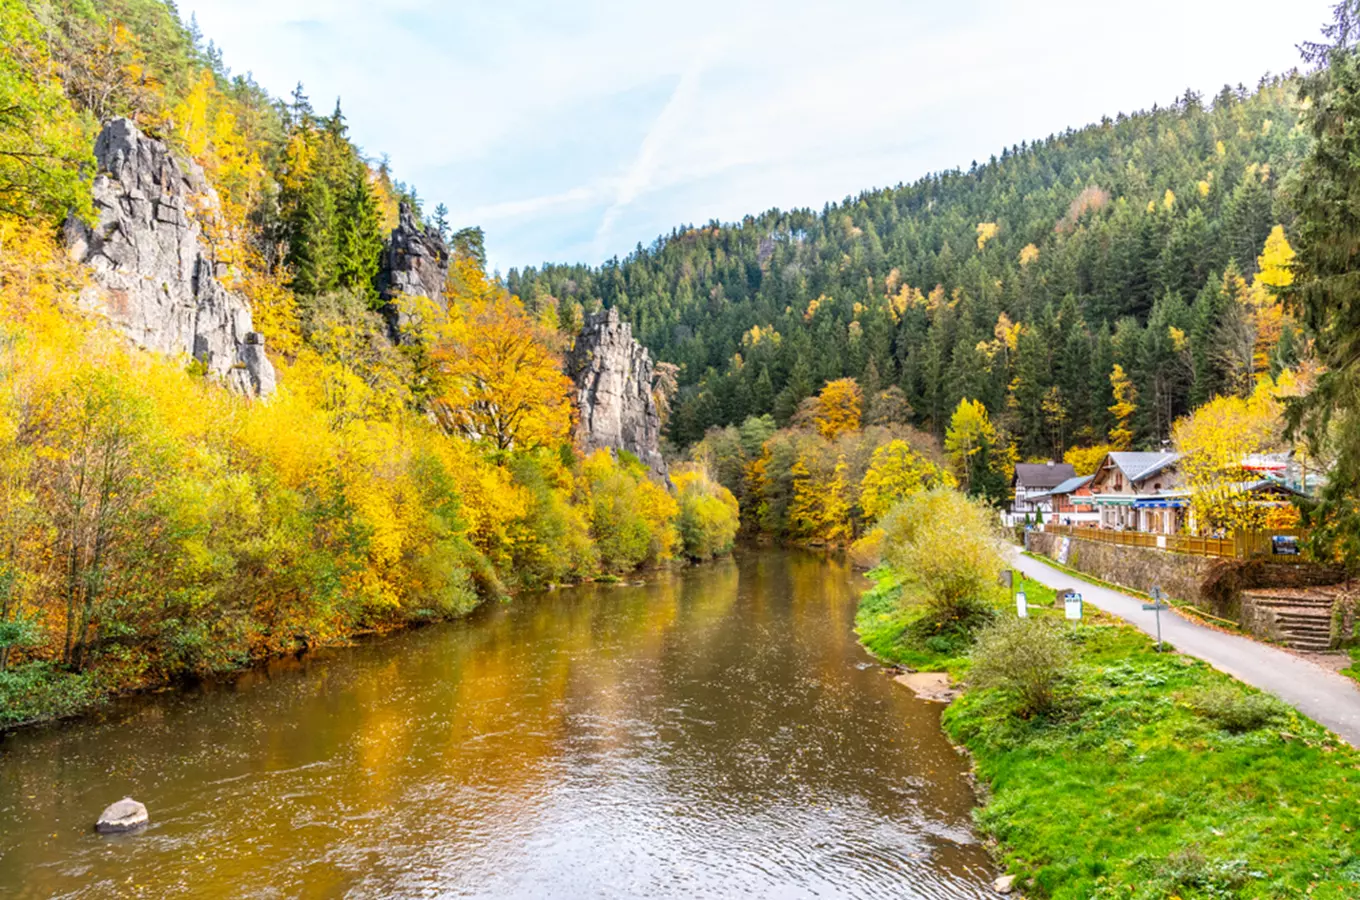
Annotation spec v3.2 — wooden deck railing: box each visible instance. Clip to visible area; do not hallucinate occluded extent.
[1041,524,1305,560]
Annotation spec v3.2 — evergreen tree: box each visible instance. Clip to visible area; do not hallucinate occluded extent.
[452,226,486,269]
[335,165,383,302]
[433,203,450,241]
[1287,0,1360,559]
[286,173,337,296]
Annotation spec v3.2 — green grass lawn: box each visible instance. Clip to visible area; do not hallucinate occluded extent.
[1342,647,1360,686]
[858,568,1360,899]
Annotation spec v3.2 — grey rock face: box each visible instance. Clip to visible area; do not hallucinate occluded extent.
[66,118,276,396]
[568,308,667,478]
[95,797,148,834]
[378,203,450,341]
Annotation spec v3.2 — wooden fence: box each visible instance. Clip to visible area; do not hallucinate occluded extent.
[1041,524,1306,561]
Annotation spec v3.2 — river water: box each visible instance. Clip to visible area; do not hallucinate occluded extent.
[0,550,994,898]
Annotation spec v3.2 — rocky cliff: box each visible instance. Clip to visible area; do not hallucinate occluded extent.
[65,118,276,396]
[568,308,668,477]
[377,203,450,341]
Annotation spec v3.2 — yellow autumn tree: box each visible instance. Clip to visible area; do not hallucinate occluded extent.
[859,440,955,521]
[1256,225,1295,290]
[1108,365,1137,450]
[1173,375,1302,534]
[580,451,678,572]
[430,293,573,452]
[822,458,854,544]
[1063,444,1115,477]
[813,378,863,440]
[944,399,1014,506]
[672,464,740,560]
[787,448,853,544]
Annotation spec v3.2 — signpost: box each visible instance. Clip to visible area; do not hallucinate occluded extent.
[1064,591,1083,621]
[1143,586,1170,652]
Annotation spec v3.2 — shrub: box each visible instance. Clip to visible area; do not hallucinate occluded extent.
[506,453,597,588]
[849,527,885,569]
[0,663,102,727]
[1138,845,1250,897]
[582,450,678,573]
[969,616,1071,716]
[881,488,1006,623]
[1186,685,1287,733]
[672,464,740,560]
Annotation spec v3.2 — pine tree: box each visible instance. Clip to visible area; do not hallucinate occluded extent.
[1221,172,1274,275]
[1189,272,1230,406]
[286,173,338,296]
[433,203,450,241]
[1287,0,1360,559]
[290,82,313,127]
[335,165,383,301]
[452,227,486,269]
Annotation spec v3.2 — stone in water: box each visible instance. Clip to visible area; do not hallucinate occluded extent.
[95,797,148,834]
[993,874,1017,894]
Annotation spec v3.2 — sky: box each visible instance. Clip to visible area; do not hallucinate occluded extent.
[179,0,1337,275]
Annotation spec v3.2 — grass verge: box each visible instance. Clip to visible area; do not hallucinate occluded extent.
[1342,648,1360,685]
[1020,550,1254,636]
[858,568,1360,899]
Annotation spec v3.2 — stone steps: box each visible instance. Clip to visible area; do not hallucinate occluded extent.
[1275,618,1334,651]
[1251,597,1337,612]
[1273,610,1333,624]
[1241,585,1352,652]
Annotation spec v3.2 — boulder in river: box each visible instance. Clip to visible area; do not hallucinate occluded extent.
[95,797,148,834]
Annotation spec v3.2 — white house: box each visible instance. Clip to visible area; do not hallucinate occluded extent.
[1005,461,1078,527]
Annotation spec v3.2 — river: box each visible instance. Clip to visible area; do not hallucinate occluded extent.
[0,550,994,898]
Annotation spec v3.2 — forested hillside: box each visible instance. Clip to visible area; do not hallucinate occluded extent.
[509,80,1308,459]
[0,0,737,724]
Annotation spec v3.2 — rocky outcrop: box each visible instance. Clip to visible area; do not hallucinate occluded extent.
[66,118,276,396]
[568,308,667,478]
[377,203,450,341]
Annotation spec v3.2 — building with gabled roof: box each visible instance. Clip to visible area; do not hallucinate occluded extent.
[1088,451,1184,533]
[1006,461,1078,526]
[1032,474,1098,526]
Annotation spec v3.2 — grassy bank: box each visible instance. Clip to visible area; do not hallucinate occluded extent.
[858,569,1360,899]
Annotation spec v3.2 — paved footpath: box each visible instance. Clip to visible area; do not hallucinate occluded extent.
[1010,548,1360,747]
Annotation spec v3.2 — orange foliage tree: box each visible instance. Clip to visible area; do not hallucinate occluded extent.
[429,294,573,452]
[813,378,863,440]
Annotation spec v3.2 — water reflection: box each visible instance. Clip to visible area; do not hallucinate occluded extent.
[0,550,993,898]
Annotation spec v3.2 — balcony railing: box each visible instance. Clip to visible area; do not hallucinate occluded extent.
[1041,524,1306,560]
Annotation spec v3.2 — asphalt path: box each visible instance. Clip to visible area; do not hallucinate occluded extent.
[1010,548,1360,746]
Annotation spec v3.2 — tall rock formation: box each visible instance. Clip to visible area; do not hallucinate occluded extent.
[377,203,450,341]
[568,308,668,478]
[65,118,276,396]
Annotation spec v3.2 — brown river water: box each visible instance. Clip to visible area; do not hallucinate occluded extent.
[0,549,994,898]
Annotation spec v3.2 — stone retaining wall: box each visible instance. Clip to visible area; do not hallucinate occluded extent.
[1026,531,1346,620]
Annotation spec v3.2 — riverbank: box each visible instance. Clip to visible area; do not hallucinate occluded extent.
[0,561,702,733]
[0,608,483,733]
[857,568,1360,899]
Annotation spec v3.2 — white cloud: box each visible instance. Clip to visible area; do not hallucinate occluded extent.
[180,0,1335,272]
[594,37,721,254]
